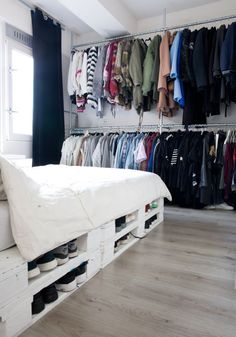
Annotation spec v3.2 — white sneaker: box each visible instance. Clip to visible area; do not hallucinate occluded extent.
[204,205,216,210]
[215,203,234,211]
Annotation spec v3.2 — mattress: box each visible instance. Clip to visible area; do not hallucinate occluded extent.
[0,156,171,261]
[0,201,15,251]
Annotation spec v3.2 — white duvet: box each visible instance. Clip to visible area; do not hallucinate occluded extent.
[0,157,171,261]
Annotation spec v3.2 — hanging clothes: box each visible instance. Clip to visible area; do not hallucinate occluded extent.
[93,45,108,117]
[224,131,236,208]
[181,29,203,125]
[150,35,162,102]
[142,35,161,98]
[67,21,236,123]
[220,22,236,108]
[103,42,118,104]
[87,47,98,108]
[61,129,236,210]
[158,31,177,117]
[212,25,227,113]
[129,39,147,114]
[121,40,133,109]
[170,31,185,108]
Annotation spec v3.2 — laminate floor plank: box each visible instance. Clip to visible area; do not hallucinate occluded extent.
[20,207,236,337]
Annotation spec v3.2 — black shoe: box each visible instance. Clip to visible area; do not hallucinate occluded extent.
[28,260,40,279]
[37,252,57,272]
[68,239,78,258]
[41,283,58,304]
[115,216,126,232]
[151,214,157,223]
[55,271,77,292]
[120,234,129,245]
[76,261,88,275]
[32,292,45,315]
[75,261,88,284]
[52,244,69,265]
[114,241,119,253]
[145,219,151,229]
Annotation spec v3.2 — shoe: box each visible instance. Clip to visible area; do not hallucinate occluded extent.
[150,201,158,209]
[37,252,57,272]
[114,241,119,253]
[32,292,45,315]
[41,283,58,304]
[115,224,122,232]
[75,261,88,284]
[68,239,78,258]
[150,214,157,224]
[53,244,69,265]
[145,204,150,213]
[28,260,40,279]
[145,219,151,229]
[215,203,234,211]
[204,205,216,210]
[120,234,129,245]
[55,271,77,292]
[115,216,126,232]
[126,213,136,223]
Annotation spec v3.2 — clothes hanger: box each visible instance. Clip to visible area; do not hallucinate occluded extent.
[224,129,231,144]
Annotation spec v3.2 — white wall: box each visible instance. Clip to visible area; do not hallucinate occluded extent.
[0,0,76,157]
[76,0,236,129]
[137,0,236,32]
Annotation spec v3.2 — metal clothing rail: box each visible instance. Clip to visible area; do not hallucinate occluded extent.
[72,13,236,49]
[71,123,236,135]
[71,125,159,134]
[162,123,236,129]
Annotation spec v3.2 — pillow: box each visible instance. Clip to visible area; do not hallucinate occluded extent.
[0,167,7,200]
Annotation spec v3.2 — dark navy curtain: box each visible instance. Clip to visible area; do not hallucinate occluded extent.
[31,9,64,166]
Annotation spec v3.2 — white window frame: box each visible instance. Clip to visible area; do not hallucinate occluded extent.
[5,38,33,142]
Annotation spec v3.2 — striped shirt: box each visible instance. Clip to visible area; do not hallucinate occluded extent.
[87,47,98,108]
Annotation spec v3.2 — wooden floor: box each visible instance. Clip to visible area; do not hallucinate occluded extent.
[20,207,236,337]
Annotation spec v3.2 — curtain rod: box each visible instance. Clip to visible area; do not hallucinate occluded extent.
[18,0,66,30]
[73,13,236,49]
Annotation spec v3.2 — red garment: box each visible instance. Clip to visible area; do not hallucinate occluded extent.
[140,134,157,171]
[104,42,119,99]
[233,144,236,169]
[109,42,119,98]
[146,133,159,161]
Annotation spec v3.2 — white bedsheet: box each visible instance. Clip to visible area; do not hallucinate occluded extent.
[0,157,171,261]
[0,201,15,251]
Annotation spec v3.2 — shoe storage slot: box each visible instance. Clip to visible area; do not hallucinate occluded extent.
[114,236,139,259]
[114,210,139,241]
[29,234,88,296]
[144,211,163,234]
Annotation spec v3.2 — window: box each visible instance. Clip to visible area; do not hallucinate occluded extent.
[6,39,33,141]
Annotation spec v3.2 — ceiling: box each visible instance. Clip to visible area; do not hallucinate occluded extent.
[120,0,221,19]
[27,0,92,33]
[26,0,222,37]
